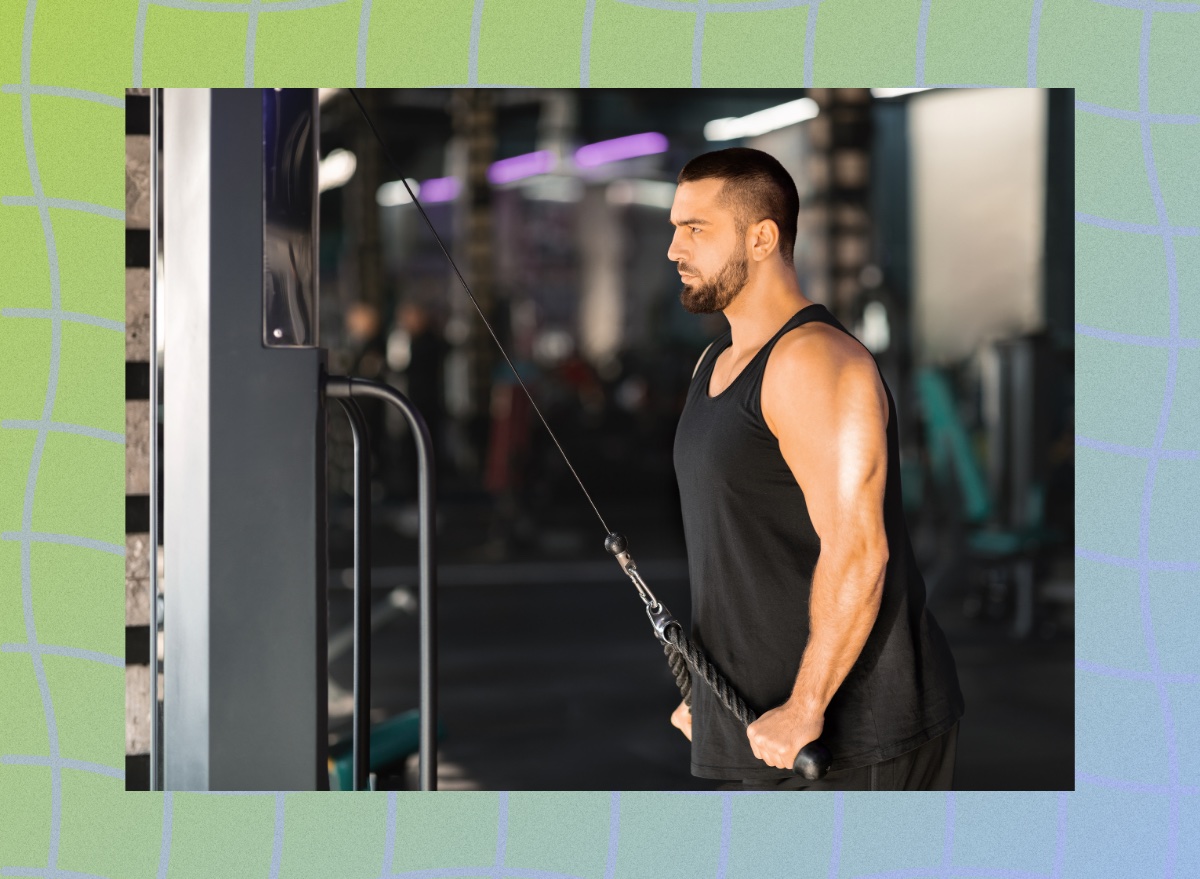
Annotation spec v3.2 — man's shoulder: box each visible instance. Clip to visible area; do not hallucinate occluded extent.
[761,319,887,435]
[766,320,873,385]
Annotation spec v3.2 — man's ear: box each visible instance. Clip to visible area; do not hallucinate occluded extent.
[749,218,780,262]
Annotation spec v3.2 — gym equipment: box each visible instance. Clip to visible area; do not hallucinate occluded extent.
[915,361,1065,637]
[326,375,439,791]
[327,709,447,791]
[153,89,440,791]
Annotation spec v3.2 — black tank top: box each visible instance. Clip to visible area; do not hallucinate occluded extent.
[673,303,965,780]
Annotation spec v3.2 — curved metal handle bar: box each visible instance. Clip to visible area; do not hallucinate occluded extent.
[333,396,372,791]
[326,374,438,792]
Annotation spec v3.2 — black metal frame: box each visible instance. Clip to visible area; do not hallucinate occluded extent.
[326,374,438,792]
[332,396,372,791]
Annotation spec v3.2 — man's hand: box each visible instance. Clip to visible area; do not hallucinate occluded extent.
[746,700,824,770]
[670,700,692,741]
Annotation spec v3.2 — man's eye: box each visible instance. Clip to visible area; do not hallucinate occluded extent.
[691,227,701,234]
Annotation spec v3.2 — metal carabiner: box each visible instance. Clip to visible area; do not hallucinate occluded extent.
[645,600,681,644]
[604,532,660,607]
[605,532,678,642]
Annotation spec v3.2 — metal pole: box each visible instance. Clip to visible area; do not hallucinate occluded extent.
[164,89,328,791]
[333,397,372,791]
[326,374,437,791]
[149,87,161,792]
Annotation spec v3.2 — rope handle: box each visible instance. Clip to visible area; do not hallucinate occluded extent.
[661,623,832,781]
[605,532,832,781]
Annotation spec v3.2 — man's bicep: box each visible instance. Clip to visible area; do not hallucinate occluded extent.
[769,353,890,554]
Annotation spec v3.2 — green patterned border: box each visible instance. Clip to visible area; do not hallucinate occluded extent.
[2,1,1198,877]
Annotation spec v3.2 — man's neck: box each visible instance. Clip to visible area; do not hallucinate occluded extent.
[722,267,813,355]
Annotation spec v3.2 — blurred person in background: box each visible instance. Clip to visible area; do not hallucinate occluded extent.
[346,300,386,379]
[667,147,964,791]
[385,301,448,499]
[345,300,387,495]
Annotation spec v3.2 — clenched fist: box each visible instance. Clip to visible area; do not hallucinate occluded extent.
[670,700,692,741]
[746,700,824,770]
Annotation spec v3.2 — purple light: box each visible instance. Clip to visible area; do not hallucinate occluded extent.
[418,177,459,203]
[574,132,668,169]
[487,150,556,185]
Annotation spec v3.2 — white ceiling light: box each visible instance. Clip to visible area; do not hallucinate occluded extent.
[870,88,933,99]
[318,148,356,193]
[521,175,584,203]
[376,178,421,206]
[606,179,676,209]
[704,97,819,142]
[318,88,341,105]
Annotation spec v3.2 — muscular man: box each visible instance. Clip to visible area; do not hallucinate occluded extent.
[667,147,965,790]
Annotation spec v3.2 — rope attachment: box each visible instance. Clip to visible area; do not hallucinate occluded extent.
[605,531,753,724]
[605,531,833,781]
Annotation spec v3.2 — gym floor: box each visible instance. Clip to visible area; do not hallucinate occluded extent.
[327,496,1074,792]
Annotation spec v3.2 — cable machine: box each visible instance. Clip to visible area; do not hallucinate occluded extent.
[155,88,434,791]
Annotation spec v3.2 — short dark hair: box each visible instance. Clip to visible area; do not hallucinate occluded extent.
[676,147,799,268]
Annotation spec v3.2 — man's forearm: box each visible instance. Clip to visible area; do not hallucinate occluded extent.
[787,545,888,716]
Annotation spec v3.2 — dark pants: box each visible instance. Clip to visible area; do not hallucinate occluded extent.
[719,722,959,791]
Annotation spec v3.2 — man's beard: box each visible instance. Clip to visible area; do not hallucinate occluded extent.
[678,248,750,315]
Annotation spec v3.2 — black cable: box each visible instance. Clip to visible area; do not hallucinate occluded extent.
[346,89,610,536]
[350,90,735,723]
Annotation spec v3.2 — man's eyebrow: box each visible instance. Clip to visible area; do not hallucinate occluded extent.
[671,218,712,227]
